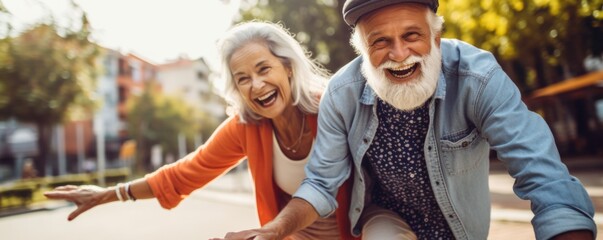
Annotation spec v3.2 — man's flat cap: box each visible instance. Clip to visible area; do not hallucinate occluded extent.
[343,0,439,27]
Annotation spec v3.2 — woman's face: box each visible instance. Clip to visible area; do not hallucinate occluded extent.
[229,42,293,119]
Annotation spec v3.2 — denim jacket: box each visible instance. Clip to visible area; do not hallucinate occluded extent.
[294,39,596,239]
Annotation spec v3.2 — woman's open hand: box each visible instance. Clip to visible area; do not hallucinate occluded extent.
[44,184,108,221]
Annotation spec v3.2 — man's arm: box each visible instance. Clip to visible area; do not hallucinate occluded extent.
[215,198,319,240]
[261,198,320,239]
[475,66,596,239]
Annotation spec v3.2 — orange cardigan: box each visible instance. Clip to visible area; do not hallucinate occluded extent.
[145,114,358,239]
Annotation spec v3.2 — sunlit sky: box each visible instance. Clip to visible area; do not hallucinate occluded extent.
[3,0,241,68]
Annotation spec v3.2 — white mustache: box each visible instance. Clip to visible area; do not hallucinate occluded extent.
[378,55,424,70]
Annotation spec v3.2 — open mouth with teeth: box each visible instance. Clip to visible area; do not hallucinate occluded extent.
[254,90,278,107]
[387,63,419,79]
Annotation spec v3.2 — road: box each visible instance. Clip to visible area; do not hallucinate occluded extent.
[0,164,601,240]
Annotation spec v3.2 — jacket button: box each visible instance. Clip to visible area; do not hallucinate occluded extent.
[355,207,361,213]
[363,138,369,144]
[461,141,469,147]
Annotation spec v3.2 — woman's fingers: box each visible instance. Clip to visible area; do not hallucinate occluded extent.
[44,184,105,221]
[44,191,75,201]
[67,210,80,221]
[44,185,82,200]
[67,205,91,221]
[45,185,103,201]
[53,185,80,191]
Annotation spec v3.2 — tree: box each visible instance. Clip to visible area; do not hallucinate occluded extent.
[0,2,101,176]
[239,0,356,73]
[439,0,603,92]
[125,81,210,173]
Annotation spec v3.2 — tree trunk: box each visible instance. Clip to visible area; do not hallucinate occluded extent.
[534,48,548,88]
[135,121,150,175]
[35,122,53,177]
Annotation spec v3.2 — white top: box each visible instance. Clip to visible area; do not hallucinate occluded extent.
[272,132,312,195]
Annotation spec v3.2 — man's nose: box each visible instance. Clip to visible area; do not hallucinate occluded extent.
[389,40,410,62]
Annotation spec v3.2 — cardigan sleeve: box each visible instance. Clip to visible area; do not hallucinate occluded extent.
[145,116,247,209]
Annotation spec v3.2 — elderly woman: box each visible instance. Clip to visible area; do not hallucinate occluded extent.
[45,21,357,240]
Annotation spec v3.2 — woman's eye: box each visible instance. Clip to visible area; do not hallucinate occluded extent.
[259,66,271,73]
[237,77,250,84]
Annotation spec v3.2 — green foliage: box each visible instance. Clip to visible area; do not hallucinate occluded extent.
[0,23,101,122]
[0,1,102,176]
[239,0,356,72]
[439,0,603,91]
[125,81,207,171]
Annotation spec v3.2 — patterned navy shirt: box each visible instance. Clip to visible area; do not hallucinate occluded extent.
[364,99,454,239]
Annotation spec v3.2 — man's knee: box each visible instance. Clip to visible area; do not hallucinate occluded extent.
[360,206,417,240]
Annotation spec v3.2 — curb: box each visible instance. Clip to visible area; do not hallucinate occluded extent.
[0,200,70,218]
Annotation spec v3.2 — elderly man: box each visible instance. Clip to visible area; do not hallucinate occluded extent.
[218,0,597,239]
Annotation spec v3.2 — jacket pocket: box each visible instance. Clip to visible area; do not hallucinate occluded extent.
[439,128,488,175]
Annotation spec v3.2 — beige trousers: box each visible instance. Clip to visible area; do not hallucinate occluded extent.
[360,204,417,240]
[287,214,340,240]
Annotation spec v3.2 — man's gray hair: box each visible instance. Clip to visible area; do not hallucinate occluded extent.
[350,9,444,55]
[217,21,329,123]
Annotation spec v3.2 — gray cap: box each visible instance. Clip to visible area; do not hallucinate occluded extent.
[343,0,439,27]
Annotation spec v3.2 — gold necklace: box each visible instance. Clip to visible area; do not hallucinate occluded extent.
[276,116,306,153]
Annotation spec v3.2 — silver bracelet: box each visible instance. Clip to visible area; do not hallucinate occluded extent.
[115,183,124,202]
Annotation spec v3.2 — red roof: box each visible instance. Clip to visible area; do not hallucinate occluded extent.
[530,71,603,99]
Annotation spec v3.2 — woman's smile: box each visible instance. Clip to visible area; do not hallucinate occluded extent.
[255,89,278,107]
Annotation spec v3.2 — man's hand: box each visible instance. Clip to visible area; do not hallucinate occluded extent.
[210,228,280,240]
[551,230,593,240]
[211,198,319,240]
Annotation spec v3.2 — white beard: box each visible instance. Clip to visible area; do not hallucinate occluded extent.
[361,39,442,111]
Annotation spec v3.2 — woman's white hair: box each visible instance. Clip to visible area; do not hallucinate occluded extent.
[217,21,329,123]
[350,8,445,55]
